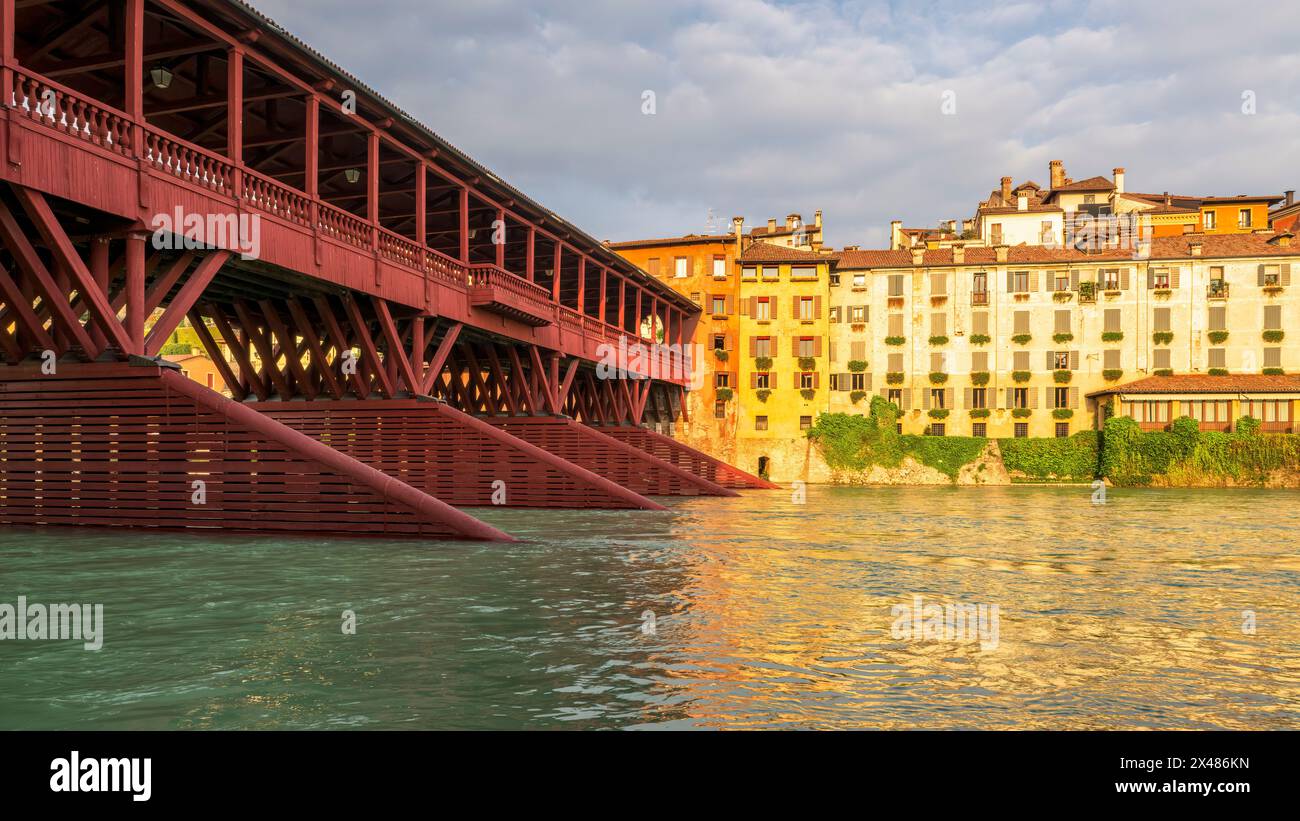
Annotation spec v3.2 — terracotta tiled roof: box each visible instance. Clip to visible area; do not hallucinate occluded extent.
[833,232,1299,269]
[738,241,831,264]
[1049,175,1115,192]
[606,234,732,249]
[1200,194,1284,204]
[1087,373,1300,397]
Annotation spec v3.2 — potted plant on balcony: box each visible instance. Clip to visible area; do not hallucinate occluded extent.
[1011,333,1032,345]
[929,372,948,384]
[1103,369,1124,380]
[715,387,733,401]
[970,334,991,345]
[970,408,991,419]
[1011,408,1032,418]
[886,372,905,385]
[847,359,868,373]
[1011,370,1031,383]
[755,389,771,402]
[1052,332,1074,344]
[800,388,816,400]
[885,336,906,346]
[1207,331,1229,344]
[1052,408,1074,419]
[971,371,990,386]
[928,408,950,420]
[755,356,773,371]
[1152,331,1174,345]
[1053,370,1072,383]
[798,356,817,370]
[1077,281,1096,302]
[1208,368,1229,376]
[849,390,866,404]
[713,348,729,362]
[1263,330,1286,343]
[928,335,949,346]
[1101,331,1124,342]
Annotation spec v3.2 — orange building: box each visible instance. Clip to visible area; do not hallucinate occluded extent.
[608,228,743,460]
[1199,195,1283,234]
[164,353,231,396]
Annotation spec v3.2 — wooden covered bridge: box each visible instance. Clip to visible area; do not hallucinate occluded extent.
[0,0,773,541]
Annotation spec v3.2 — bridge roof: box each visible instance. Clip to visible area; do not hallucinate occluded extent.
[196,0,696,314]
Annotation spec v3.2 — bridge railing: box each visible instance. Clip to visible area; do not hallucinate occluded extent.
[241,165,312,227]
[8,66,134,157]
[142,126,235,195]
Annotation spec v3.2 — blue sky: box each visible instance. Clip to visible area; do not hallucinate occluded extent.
[252,0,1300,247]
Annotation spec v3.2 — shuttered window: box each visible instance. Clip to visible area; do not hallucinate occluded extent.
[1104,349,1120,369]
[1208,348,1226,369]
[1208,306,1226,331]
[931,313,947,336]
[930,352,946,372]
[1154,308,1171,333]
[971,351,988,372]
[1013,350,1029,371]
[1104,308,1121,333]
[888,313,904,336]
[1264,347,1281,368]
[888,353,904,372]
[888,275,905,296]
[1054,310,1071,334]
[1153,348,1171,369]
[972,312,989,336]
[1014,311,1030,335]
[1265,305,1282,330]
[930,272,947,296]
[851,341,866,360]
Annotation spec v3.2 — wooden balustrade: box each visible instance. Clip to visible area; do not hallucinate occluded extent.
[8,67,133,156]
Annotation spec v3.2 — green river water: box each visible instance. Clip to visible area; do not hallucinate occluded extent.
[1,485,1297,729]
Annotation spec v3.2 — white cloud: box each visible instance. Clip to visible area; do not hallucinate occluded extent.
[249,0,1300,246]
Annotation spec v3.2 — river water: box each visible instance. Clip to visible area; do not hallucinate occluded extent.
[1,486,1297,730]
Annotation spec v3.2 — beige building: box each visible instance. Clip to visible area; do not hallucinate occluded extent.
[829,231,1298,438]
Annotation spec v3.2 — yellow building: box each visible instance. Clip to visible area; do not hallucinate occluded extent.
[733,242,834,480]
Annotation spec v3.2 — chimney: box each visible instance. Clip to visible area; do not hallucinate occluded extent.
[952,246,965,264]
[814,209,823,228]
[1049,160,1065,190]
[767,218,777,233]
[812,239,824,252]
[1000,176,1013,204]
[786,213,801,231]
[910,248,925,266]
[1190,241,1203,257]
[890,220,903,249]
[1112,167,1125,195]
[1287,190,1295,207]
[732,216,744,258]
[995,245,1009,263]
[1164,191,1171,207]
[1017,194,1028,211]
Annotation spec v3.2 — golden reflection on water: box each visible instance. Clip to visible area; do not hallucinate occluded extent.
[636,486,1300,729]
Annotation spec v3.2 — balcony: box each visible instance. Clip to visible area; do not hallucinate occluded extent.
[468,264,556,326]
[971,291,989,306]
[1208,282,1230,300]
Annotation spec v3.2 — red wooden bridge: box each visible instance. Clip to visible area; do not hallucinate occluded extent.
[0,0,774,541]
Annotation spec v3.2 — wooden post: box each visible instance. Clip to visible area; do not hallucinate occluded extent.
[526,227,535,281]
[552,242,562,302]
[576,257,586,314]
[125,233,147,354]
[414,165,426,245]
[303,95,319,196]
[495,208,505,269]
[125,0,144,121]
[367,131,380,238]
[598,268,607,324]
[458,187,469,262]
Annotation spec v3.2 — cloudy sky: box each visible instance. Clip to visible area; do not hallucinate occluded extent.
[252,0,1299,248]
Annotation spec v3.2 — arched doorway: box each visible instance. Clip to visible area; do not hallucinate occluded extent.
[757,456,770,480]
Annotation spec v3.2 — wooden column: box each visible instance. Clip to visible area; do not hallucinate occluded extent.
[303,95,319,196]
[458,187,469,262]
[598,267,607,324]
[125,233,147,354]
[366,132,380,233]
[125,0,144,121]
[1,0,15,100]
[552,243,562,302]
[414,166,427,245]
[618,276,626,331]
[495,208,505,269]
[526,227,535,281]
[87,238,111,350]
[576,257,586,314]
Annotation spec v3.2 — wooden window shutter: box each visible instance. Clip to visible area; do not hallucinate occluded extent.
[1283,264,1292,286]
[725,295,733,314]
[923,388,931,409]
[770,373,777,389]
[739,297,749,317]
[1004,388,1014,409]
[1070,270,1080,290]
[791,337,799,357]
[880,387,890,400]
[1070,387,1080,409]
[1029,270,1039,292]
[813,372,820,389]
[1045,351,1055,371]
[1006,270,1015,292]
[864,372,872,391]
[814,336,823,357]
[838,373,850,392]
[749,337,757,357]
[829,340,837,362]
[1171,267,1181,288]
[750,372,757,388]
[900,389,910,410]
[1120,268,1131,290]
[973,312,988,336]
[1146,269,1155,289]
[1258,264,1267,286]
[814,296,822,318]
[964,387,972,408]
[1070,350,1080,370]
[945,387,954,409]
[1046,272,1057,292]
